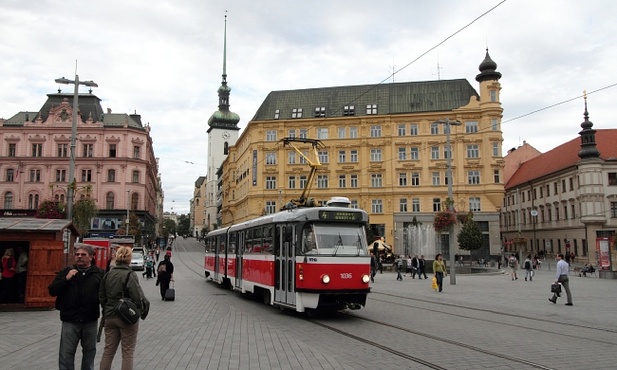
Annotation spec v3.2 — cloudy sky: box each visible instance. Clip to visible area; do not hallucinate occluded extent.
[1,0,615,214]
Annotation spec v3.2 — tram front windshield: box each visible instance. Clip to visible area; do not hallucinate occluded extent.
[302,224,368,256]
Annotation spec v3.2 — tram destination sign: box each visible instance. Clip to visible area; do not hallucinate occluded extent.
[319,210,363,221]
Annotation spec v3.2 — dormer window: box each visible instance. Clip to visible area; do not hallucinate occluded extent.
[274,109,280,120]
[343,105,355,116]
[366,104,377,115]
[314,107,326,117]
[291,108,303,119]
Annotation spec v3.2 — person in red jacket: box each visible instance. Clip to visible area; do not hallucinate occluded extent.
[0,248,17,303]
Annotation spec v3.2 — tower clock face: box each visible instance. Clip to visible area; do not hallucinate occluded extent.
[222,131,230,139]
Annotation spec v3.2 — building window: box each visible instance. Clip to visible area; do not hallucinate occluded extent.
[432,172,441,186]
[412,198,420,212]
[81,169,92,182]
[431,146,439,160]
[288,152,296,164]
[350,200,359,209]
[411,172,420,186]
[265,176,277,189]
[469,197,481,212]
[398,147,406,160]
[274,109,280,119]
[493,170,501,184]
[399,199,408,212]
[370,149,382,161]
[57,144,68,157]
[317,175,328,188]
[288,176,296,189]
[265,130,277,141]
[338,175,346,188]
[314,107,326,117]
[266,152,276,165]
[338,150,346,163]
[106,191,115,209]
[4,191,14,209]
[492,142,499,157]
[8,143,16,157]
[366,104,377,115]
[298,151,308,164]
[316,128,328,139]
[132,170,139,183]
[611,202,617,218]
[29,169,41,182]
[370,125,382,137]
[109,144,117,158]
[430,122,439,135]
[56,169,66,182]
[350,174,358,188]
[81,144,93,158]
[410,124,418,136]
[107,169,116,182]
[569,177,574,191]
[338,127,346,138]
[546,184,550,197]
[371,174,383,187]
[133,146,140,159]
[491,118,499,131]
[410,147,419,160]
[318,151,329,163]
[397,124,406,136]
[299,129,308,139]
[490,90,497,102]
[131,193,139,210]
[563,205,568,219]
[609,173,617,186]
[371,199,383,213]
[291,108,303,118]
[287,129,296,138]
[31,143,43,157]
[6,169,15,182]
[571,204,576,219]
[468,170,480,185]
[350,150,358,162]
[265,201,277,214]
[343,105,355,116]
[465,121,478,133]
[28,193,39,209]
[399,173,407,186]
[467,144,479,158]
[349,127,358,138]
[444,146,452,160]
[432,198,441,212]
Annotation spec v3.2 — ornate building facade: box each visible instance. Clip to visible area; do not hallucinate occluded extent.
[218,51,505,259]
[0,91,162,243]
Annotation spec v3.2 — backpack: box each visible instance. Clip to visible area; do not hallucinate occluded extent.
[508,259,515,268]
[524,260,531,270]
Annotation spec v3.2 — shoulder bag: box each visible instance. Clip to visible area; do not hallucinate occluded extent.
[114,271,140,325]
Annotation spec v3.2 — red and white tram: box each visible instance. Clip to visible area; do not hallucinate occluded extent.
[204,198,371,312]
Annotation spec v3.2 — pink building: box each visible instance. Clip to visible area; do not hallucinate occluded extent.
[0,91,162,243]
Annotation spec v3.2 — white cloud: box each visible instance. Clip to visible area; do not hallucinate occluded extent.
[2,0,616,214]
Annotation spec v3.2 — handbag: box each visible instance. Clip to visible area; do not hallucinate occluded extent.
[431,276,438,291]
[114,272,140,325]
[550,283,562,294]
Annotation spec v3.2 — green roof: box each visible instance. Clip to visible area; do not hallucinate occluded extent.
[251,79,479,121]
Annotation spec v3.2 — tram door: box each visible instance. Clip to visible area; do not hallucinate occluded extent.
[274,224,296,306]
[234,231,243,291]
[213,234,223,283]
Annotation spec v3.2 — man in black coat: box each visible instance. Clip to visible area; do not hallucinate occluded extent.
[157,254,174,300]
[48,244,105,370]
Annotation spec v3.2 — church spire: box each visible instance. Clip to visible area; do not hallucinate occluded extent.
[208,13,240,130]
[578,91,600,159]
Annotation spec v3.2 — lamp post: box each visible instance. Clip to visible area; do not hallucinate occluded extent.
[54,75,98,222]
[435,118,462,285]
[126,190,130,235]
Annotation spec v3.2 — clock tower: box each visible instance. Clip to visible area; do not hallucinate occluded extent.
[206,14,240,229]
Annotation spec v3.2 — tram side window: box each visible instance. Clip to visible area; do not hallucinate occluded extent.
[229,232,236,254]
[262,225,273,253]
[218,237,225,254]
[302,226,316,254]
[205,238,214,253]
[244,229,253,253]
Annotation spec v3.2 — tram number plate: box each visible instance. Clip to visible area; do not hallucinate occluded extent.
[340,273,353,279]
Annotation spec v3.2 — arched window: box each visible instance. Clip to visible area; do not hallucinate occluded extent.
[54,193,66,202]
[4,192,13,209]
[131,192,139,210]
[28,193,40,209]
[106,192,115,209]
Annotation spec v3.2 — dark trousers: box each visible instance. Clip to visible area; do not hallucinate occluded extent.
[552,275,572,304]
[435,272,444,292]
[159,278,171,299]
[59,320,98,370]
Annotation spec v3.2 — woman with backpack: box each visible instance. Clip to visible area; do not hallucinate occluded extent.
[524,254,533,281]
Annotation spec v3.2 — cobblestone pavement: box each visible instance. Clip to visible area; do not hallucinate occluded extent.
[1,237,615,369]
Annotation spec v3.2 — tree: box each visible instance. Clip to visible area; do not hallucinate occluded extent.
[72,185,98,238]
[163,218,177,238]
[176,214,190,237]
[457,213,483,252]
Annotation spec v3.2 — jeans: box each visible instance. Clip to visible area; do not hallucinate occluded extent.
[99,317,139,370]
[435,272,444,292]
[59,320,98,370]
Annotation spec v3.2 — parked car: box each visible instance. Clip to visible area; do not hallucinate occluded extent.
[130,252,145,271]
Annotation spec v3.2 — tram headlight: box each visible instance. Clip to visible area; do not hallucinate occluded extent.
[362,274,370,284]
[321,274,331,284]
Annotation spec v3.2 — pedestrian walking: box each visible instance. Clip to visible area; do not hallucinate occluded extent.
[419,255,428,279]
[157,254,175,300]
[508,254,519,281]
[48,245,105,370]
[405,255,413,277]
[155,246,160,262]
[524,255,533,281]
[394,255,403,281]
[99,246,148,370]
[370,252,378,283]
[433,253,447,292]
[548,253,573,306]
[411,255,421,279]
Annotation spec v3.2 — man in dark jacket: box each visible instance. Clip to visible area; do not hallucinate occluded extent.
[157,254,174,300]
[48,245,105,370]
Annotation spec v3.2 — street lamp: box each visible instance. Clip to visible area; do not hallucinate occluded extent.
[54,75,98,222]
[435,118,462,285]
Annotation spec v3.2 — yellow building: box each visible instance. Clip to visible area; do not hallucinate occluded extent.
[220,51,504,259]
